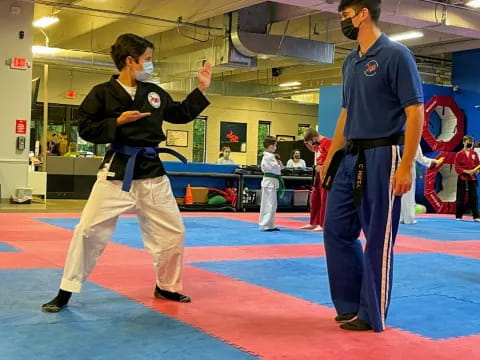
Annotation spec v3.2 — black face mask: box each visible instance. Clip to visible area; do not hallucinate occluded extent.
[341,12,361,40]
[466,143,473,149]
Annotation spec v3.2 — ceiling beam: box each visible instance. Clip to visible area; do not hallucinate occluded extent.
[35,0,263,50]
[271,0,480,39]
[413,39,480,55]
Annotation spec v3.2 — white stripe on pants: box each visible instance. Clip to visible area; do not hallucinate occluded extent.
[60,173,185,293]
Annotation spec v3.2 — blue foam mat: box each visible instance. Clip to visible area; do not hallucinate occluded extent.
[0,269,257,360]
[289,216,480,241]
[0,242,19,252]
[36,217,324,248]
[192,253,480,339]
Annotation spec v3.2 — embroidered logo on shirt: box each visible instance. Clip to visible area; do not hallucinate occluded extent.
[147,92,161,108]
[364,60,378,77]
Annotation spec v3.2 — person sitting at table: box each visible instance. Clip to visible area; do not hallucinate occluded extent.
[286,149,306,169]
[63,143,79,158]
[217,146,235,164]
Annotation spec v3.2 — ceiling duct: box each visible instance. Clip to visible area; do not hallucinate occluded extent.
[32,48,115,71]
[230,2,335,64]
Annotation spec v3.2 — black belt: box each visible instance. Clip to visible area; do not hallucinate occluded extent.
[322,134,404,205]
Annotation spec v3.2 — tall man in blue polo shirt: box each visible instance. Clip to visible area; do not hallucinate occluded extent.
[321,0,424,332]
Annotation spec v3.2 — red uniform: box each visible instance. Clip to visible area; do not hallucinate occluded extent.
[310,137,332,227]
[455,150,480,181]
[454,149,479,219]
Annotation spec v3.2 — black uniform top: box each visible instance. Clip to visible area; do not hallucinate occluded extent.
[78,75,210,180]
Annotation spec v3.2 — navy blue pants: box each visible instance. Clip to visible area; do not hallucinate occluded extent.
[323,146,401,332]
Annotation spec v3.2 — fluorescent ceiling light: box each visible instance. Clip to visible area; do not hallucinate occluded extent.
[466,0,480,8]
[33,16,59,28]
[32,45,59,55]
[389,31,424,42]
[279,81,301,87]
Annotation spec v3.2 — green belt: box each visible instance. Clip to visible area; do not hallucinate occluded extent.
[264,172,285,199]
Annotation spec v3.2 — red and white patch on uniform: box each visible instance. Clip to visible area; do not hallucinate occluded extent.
[147,92,161,109]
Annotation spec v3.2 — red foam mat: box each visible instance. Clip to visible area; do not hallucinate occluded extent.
[1,213,480,359]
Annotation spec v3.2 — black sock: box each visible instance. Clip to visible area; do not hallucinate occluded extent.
[49,289,72,307]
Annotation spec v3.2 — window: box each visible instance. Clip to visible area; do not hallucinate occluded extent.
[31,102,106,156]
[298,124,311,140]
[257,121,271,164]
[30,103,68,152]
[192,116,207,162]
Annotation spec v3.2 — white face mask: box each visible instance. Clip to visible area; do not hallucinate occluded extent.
[271,146,277,152]
[135,61,154,81]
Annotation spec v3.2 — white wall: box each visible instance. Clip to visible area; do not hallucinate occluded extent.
[0,1,34,198]
[33,65,318,165]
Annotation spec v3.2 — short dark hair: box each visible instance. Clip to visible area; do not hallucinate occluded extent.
[338,0,382,24]
[110,33,154,71]
[303,128,319,142]
[263,136,277,149]
[464,135,474,142]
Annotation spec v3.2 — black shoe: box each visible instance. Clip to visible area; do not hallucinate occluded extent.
[335,312,357,323]
[41,290,72,313]
[340,318,372,331]
[264,228,281,232]
[154,286,191,303]
[42,301,66,313]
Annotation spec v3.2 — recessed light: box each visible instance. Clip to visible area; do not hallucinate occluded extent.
[466,0,480,8]
[33,16,59,29]
[389,31,424,42]
[279,81,301,87]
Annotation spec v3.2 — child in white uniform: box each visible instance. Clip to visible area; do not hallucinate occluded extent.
[400,146,440,224]
[259,136,282,231]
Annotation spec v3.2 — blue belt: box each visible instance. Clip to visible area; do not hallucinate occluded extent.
[110,144,187,192]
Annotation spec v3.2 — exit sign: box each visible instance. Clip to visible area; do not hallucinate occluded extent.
[65,90,77,99]
[9,57,28,70]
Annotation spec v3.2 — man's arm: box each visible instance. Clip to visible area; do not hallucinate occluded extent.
[320,108,347,179]
[415,146,433,168]
[393,103,423,195]
[304,142,315,153]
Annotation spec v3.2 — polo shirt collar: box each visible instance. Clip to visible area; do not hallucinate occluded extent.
[355,33,389,59]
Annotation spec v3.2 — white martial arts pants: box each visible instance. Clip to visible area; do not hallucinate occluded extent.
[400,164,416,224]
[60,171,185,293]
[259,178,278,231]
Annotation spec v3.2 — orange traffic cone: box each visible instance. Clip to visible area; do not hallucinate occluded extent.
[184,184,193,205]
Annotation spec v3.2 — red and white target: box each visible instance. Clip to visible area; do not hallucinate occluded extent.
[424,151,456,214]
[423,96,464,152]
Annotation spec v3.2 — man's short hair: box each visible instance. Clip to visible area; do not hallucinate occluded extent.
[464,135,474,143]
[303,128,319,142]
[338,0,382,24]
[110,33,154,71]
[263,136,277,149]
